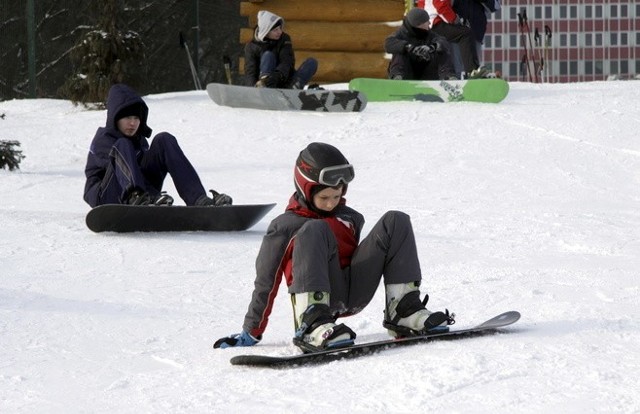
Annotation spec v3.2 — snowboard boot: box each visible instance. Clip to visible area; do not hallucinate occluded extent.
[151,191,174,206]
[305,83,325,91]
[195,190,233,207]
[383,282,453,338]
[125,188,151,205]
[255,75,268,88]
[469,66,490,79]
[291,292,356,353]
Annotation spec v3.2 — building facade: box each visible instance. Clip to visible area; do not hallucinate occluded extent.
[482,0,639,82]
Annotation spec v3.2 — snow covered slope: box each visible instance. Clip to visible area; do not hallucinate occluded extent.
[1,81,638,412]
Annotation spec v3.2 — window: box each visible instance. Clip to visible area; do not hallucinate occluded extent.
[509,62,519,78]
[585,61,593,74]
[595,5,603,18]
[570,6,578,19]
[559,61,567,75]
[585,33,593,47]
[570,61,578,75]
[570,34,578,47]
[595,33,603,46]
[611,33,618,46]
[586,5,592,19]
[620,5,628,17]
[621,60,628,74]
[560,33,567,47]
[511,34,519,48]
[621,33,628,46]
[559,6,567,19]
[545,6,552,19]
[595,61,603,75]
[610,60,618,74]
[494,35,503,48]
[610,5,618,18]
[535,6,542,20]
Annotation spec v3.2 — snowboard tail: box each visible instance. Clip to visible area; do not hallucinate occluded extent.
[348,77,509,103]
[86,203,276,233]
[206,83,367,112]
[229,311,521,368]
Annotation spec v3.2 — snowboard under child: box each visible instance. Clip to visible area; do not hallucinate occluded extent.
[214,142,453,352]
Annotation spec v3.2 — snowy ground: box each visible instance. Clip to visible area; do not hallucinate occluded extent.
[1,81,639,413]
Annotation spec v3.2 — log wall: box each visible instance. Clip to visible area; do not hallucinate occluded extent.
[239,0,404,84]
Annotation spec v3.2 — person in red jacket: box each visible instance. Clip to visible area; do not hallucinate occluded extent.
[214,142,453,352]
[423,1,486,78]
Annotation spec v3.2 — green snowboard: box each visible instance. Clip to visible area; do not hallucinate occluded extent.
[349,77,509,103]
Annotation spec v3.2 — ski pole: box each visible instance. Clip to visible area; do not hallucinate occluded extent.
[179,31,202,90]
[522,10,539,83]
[544,25,552,83]
[223,55,233,85]
[534,28,544,83]
[517,12,533,82]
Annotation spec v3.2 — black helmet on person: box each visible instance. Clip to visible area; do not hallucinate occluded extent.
[294,142,354,202]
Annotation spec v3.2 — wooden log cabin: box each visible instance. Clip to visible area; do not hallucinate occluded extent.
[239,0,405,84]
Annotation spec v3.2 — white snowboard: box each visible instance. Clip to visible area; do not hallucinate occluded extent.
[206,83,367,112]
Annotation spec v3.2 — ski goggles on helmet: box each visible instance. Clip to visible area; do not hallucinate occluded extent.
[318,164,355,186]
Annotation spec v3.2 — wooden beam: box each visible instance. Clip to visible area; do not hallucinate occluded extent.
[241,0,404,22]
[240,51,389,83]
[240,22,398,52]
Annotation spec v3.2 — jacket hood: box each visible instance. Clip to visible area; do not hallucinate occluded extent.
[105,83,152,138]
[255,10,284,41]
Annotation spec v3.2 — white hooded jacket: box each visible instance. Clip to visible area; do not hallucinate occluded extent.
[255,10,284,42]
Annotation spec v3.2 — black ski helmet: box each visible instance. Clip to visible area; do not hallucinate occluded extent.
[294,142,355,202]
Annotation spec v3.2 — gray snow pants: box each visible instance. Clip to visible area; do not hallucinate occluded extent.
[289,210,422,316]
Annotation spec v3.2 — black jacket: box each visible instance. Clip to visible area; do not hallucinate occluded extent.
[243,30,295,87]
[453,0,498,43]
[83,84,151,207]
[385,19,447,56]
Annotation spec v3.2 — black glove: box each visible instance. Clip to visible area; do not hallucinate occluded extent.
[407,44,436,62]
[431,41,445,54]
[264,71,284,87]
[453,15,470,27]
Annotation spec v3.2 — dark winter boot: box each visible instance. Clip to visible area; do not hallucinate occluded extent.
[383,282,452,338]
[125,188,151,205]
[151,191,174,206]
[195,189,233,206]
[468,66,490,79]
[255,75,268,88]
[292,292,356,352]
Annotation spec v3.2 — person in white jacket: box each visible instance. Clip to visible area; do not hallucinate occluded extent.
[243,10,318,89]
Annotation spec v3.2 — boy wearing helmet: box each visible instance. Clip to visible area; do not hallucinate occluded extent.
[214,142,452,352]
